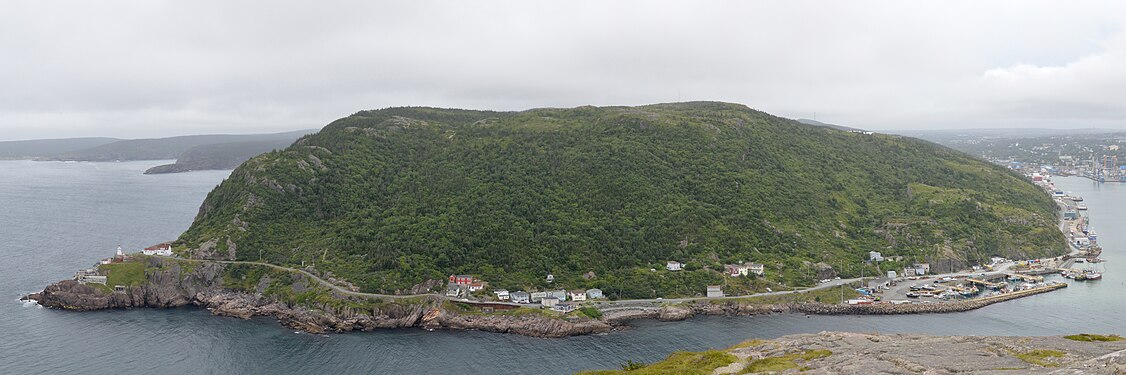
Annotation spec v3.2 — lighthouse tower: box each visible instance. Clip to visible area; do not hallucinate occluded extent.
[116,245,124,257]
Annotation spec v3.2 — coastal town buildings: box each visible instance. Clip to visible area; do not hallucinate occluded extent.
[541,296,559,308]
[530,291,547,303]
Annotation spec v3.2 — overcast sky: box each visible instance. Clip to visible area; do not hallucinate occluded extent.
[3,1,1126,141]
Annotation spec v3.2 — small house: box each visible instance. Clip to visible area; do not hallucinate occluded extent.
[493,289,510,301]
[446,283,462,298]
[887,270,897,279]
[869,251,883,262]
[666,261,683,271]
[748,263,764,276]
[510,291,530,304]
[569,290,587,302]
[552,303,575,313]
[449,274,474,286]
[468,281,485,292]
[586,288,604,299]
[706,285,724,298]
[724,264,748,277]
[548,290,567,301]
[78,275,107,285]
[530,291,547,303]
[142,243,173,256]
[546,274,555,283]
[541,296,559,308]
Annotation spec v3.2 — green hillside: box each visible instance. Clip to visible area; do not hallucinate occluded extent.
[175,102,1064,297]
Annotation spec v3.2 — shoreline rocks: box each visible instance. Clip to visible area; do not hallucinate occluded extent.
[28,257,1067,339]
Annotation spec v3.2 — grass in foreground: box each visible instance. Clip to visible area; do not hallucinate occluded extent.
[741,349,832,374]
[1013,349,1066,368]
[1064,334,1123,342]
[579,350,738,375]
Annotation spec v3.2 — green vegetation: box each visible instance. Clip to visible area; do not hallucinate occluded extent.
[1064,334,1124,342]
[176,102,1065,296]
[1013,349,1066,367]
[580,350,738,375]
[741,349,832,373]
[579,306,603,319]
[100,262,147,287]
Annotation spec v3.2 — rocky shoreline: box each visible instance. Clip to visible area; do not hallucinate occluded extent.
[25,256,1066,339]
[24,257,610,338]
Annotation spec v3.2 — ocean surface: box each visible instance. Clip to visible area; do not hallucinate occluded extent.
[3,160,1123,374]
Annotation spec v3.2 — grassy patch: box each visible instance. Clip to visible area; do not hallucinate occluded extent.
[729,339,768,350]
[579,350,737,375]
[741,349,832,374]
[100,262,147,287]
[1013,349,1065,367]
[579,306,603,319]
[1064,334,1124,342]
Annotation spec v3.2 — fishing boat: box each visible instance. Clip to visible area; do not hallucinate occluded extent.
[1074,273,1088,281]
[1085,272,1102,280]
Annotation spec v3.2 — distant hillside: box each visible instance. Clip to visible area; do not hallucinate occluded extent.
[796,119,863,132]
[144,139,299,174]
[176,102,1064,298]
[0,137,120,159]
[49,130,313,162]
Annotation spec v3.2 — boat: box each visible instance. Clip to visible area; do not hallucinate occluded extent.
[1077,203,1088,211]
[1074,273,1088,281]
[1072,196,1084,202]
[1085,272,1102,280]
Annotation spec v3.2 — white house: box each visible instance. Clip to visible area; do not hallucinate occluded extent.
[548,290,567,301]
[530,291,548,303]
[748,263,764,276]
[586,288,604,299]
[569,290,587,302]
[541,296,559,308]
[724,264,749,277]
[868,251,883,262]
[493,289,510,301]
[142,243,173,256]
[468,281,485,292]
[546,274,555,283]
[510,291,530,304]
[552,303,575,313]
[445,284,460,297]
[706,285,724,298]
[666,261,683,271]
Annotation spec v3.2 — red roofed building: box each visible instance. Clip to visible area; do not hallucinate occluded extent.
[449,274,474,285]
[142,243,173,256]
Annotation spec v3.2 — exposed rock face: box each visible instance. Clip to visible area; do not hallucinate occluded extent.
[429,311,612,338]
[719,332,1126,374]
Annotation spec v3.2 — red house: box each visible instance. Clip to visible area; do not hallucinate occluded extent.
[449,274,474,285]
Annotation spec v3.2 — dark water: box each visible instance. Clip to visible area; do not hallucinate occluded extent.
[3,161,1122,374]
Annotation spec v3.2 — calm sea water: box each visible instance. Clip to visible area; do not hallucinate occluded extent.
[3,160,1122,374]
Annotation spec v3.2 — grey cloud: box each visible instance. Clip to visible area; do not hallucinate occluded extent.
[3,1,1126,140]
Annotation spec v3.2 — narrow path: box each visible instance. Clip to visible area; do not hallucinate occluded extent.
[160,256,435,299]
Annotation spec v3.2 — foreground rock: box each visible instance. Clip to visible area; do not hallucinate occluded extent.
[583,331,1126,374]
[26,257,609,337]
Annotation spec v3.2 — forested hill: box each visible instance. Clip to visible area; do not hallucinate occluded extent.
[176,102,1064,297]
